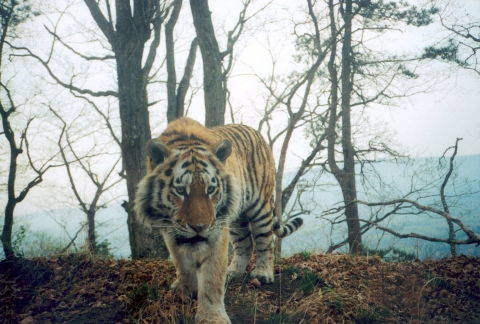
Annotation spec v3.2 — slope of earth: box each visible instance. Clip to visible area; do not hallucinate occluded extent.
[1,253,479,323]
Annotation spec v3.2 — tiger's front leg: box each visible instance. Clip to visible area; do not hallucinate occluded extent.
[227,217,253,280]
[195,229,231,324]
[166,238,198,296]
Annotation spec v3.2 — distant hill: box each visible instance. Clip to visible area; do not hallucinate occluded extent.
[281,154,480,258]
[2,205,130,259]
[2,155,479,260]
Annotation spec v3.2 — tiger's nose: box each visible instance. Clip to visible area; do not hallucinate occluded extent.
[189,223,208,232]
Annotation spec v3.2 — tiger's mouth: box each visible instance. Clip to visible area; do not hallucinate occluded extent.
[174,234,208,246]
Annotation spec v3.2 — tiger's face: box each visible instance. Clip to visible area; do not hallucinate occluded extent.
[168,150,226,239]
[134,138,239,245]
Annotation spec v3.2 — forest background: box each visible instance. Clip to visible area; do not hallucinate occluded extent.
[1,0,479,261]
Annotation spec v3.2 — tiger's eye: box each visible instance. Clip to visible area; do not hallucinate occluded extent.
[176,187,186,195]
[207,186,216,194]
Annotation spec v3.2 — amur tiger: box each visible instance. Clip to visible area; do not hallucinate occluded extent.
[134,117,303,323]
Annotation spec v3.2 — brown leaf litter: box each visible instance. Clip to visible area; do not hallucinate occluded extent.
[1,253,479,323]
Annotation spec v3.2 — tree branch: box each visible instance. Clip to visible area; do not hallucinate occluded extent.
[84,0,116,47]
[176,38,198,118]
[355,199,480,243]
[9,43,118,97]
[44,26,115,61]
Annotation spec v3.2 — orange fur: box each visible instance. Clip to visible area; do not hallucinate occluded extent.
[135,117,303,324]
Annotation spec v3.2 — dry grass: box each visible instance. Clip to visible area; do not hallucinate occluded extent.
[1,253,479,323]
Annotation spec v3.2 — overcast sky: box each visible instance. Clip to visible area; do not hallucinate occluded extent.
[212,0,480,158]
[30,0,480,160]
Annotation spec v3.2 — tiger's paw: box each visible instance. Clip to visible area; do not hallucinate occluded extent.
[195,310,231,324]
[226,267,247,282]
[250,269,274,284]
[170,278,197,296]
[170,278,181,290]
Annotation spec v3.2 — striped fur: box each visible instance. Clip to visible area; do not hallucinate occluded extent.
[134,117,302,323]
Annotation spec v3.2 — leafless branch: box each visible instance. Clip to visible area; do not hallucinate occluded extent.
[71,93,121,148]
[353,199,480,244]
[8,43,118,97]
[44,26,115,61]
[84,0,115,46]
[143,0,169,85]
[59,222,87,254]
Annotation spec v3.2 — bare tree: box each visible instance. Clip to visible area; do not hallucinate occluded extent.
[0,0,62,259]
[255,0,333,256]
[324,0,363,254]
[0,108,58,259]
[10,0,171,259]
[318,0,438,254]
[190,0,254,126]
[85,0,169,259]
[439,138,462,256]
[50,107,123,254]
[165,0,198,122]
[321,138,480,256]
[253,0,439,255]
[189,0,225,127]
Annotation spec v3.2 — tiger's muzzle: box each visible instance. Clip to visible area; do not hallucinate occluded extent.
[175,179,216,235]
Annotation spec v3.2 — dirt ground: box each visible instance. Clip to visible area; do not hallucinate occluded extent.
[1,253,479,323]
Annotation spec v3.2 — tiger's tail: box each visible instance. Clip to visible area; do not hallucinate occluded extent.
[273,214,303,238]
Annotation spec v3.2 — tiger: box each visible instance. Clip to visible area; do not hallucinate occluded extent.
[134,117,303,323]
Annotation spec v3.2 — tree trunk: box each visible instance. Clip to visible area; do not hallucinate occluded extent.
[114,3,149,259]
[326,0,362,255]
[112,0,168,259]
[166,0,182,122]
[85,0,172,259]
[440,138,461,257]
[166,0,198,123]
[339,0,362,254]
[0,2,19,260]
[338,174,362,253]
[176,38,198,118]
[87,210,96,253]
[0,107,20,260]
[274,124,294,257]
[1,203,16,260]
[189,0,226,127]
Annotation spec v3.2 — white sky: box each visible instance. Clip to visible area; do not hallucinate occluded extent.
[40,0,480,159]
[215,0,480,158]
[375,71,480,157]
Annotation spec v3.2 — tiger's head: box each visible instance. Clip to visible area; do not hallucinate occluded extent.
[134,136,240,245]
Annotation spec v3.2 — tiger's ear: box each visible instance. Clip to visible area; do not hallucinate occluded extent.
[146,138,169,166]
[213,139,232,163]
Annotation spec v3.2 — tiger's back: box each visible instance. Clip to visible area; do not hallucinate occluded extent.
[211,123,276,214]
[211,123,279,282]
